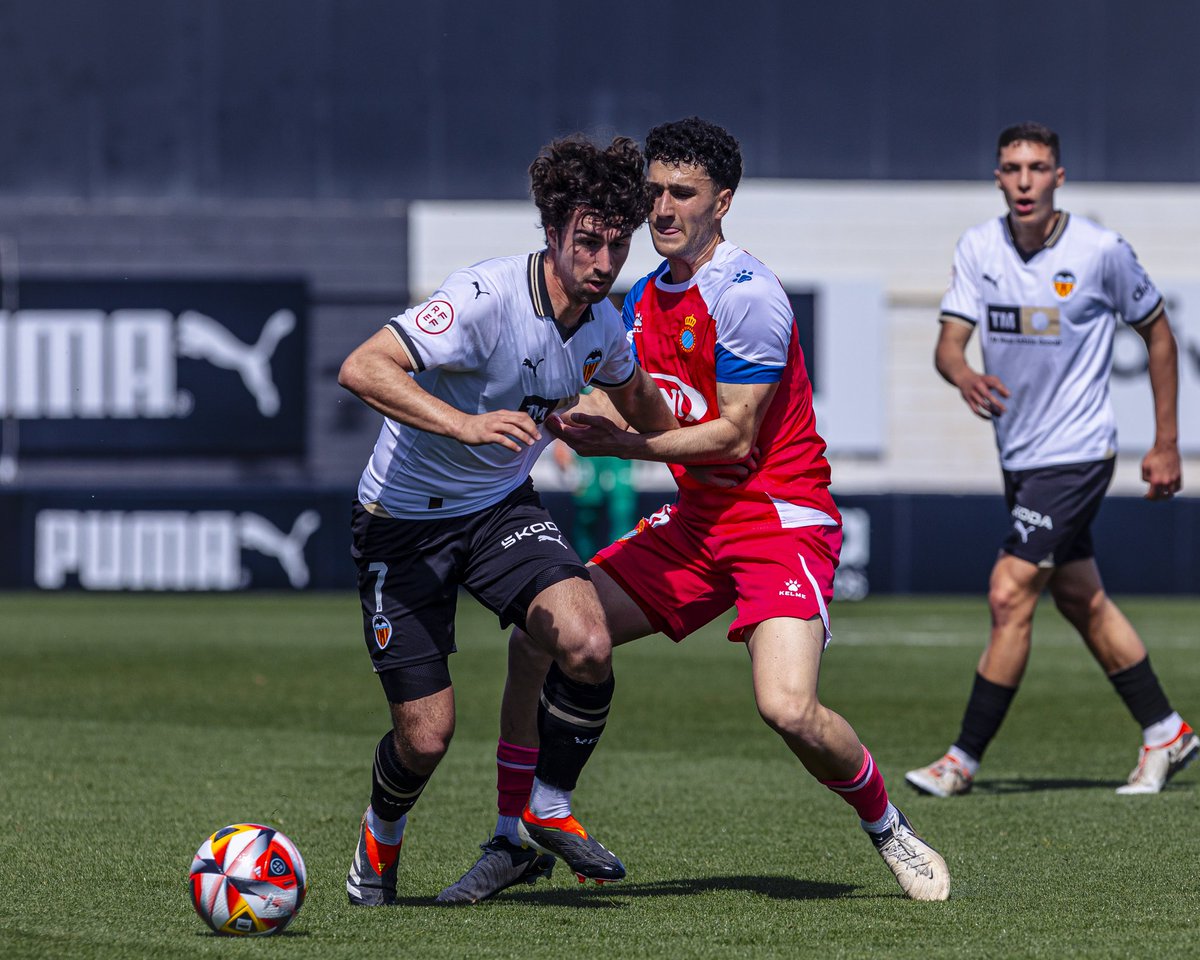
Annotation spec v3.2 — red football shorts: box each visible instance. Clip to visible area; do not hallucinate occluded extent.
[592,503,842,644]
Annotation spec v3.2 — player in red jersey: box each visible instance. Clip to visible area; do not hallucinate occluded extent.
[440,118,950,904]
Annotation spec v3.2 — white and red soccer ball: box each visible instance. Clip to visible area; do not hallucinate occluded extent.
[189,823,307,936]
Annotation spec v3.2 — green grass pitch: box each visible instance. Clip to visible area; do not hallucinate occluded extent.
[2,592,1198,959]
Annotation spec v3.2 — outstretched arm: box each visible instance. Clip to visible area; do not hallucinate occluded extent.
[338,327,540,451]
[935,319,1010,419]
[552,378,774,465]
[1135,313,1182,500]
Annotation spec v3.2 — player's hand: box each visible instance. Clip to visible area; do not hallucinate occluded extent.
[959,372,1010,419]
[456,410,541,451]
[685,445,760,488]
[1141,443,1182,501]
[546,412,629,457]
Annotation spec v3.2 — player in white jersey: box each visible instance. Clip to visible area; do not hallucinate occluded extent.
[907,122,1196,799]
[337,135,678,905]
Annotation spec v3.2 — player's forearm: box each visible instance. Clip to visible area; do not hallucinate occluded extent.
[340,352,468,439]
[1143,319,1180,447]
[622,417,751,465]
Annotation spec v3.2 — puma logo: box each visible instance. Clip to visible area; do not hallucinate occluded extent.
[523,357,545,376]
[177,309,296,416]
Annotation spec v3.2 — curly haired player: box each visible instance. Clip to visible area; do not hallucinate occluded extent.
[337,135,676,905]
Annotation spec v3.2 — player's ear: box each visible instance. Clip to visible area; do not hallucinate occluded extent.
[713,187,734,223]
[1055,167,1065,189]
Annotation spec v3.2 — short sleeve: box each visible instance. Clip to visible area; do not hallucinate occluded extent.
[939,234,983,326]
[1103,235,1164,327]
[712,278,790,384]
[387,267,500,372]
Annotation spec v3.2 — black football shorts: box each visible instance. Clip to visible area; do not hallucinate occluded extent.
[350,478,588,682]
[1000,457,1114,567]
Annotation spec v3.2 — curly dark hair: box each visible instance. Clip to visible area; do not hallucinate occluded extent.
[529,135,653,239]
[644,117,742,194]
[997,122,1061,165]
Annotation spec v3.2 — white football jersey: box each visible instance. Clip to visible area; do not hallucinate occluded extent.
[939,212,1164,471]
[358,251,636,518]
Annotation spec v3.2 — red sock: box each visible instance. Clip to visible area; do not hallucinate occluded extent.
[496,739,538,817]
[819,746,889,823]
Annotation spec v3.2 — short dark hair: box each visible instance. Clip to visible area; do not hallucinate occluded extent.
[529,135,653,240]
[644,117,743,194]
[997,122,1061,165]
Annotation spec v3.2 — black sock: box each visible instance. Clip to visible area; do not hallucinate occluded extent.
[953,673,1018,762]
[370,732,431,822]
[535,662,614,791]
[1108,657,1173,729]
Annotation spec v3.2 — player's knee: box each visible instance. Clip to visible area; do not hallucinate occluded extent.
[1051,581,1104,628]
[757,692,822,743]
[987,575,1032,624]
[394,728,451,775]
[553,623,613,684]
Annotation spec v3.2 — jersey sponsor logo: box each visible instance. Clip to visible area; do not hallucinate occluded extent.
[1053,271,1076,299]
[650,373,709,422]
[519,394,562,424]
[34,508,320,590]
[581,348,603,384]
[1132,273,1154,302]
[522,356,545,376]
[0,308,296,419]
[1011,504,1053,539]
[414,299,454,335]
[987,304,1060,339]
[500,520,563,549]
[679,315,698,353]
[371,613,393,649]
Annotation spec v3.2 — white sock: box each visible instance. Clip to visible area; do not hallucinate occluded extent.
[947,745,981,776]
[861,801,898,834]
[494,815,521,844]
[527,777,572,820]
[365,807,406,845]
[1143,712,1184,748]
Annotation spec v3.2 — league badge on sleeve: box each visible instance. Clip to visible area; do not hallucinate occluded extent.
[415,300,455,335]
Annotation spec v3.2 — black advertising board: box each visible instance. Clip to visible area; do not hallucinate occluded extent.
[0,279,307,455]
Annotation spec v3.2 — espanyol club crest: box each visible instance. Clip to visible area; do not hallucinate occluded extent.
[679,315,698,353]
[1053,271,1076,299]
[371,614,393,649]
[581,348,602,384]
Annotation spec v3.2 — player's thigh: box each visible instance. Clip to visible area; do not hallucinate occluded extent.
[745,616,826,716]
[461,481,592,639]
[350,502,463,678]
[587,562,655,646]
[1001,459,1113,566]
[718,524,840,644]
[591,504,734,642]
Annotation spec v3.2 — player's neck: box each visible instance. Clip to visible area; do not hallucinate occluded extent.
[664,234,723,284]
[542,259,588,328]
[1007,209,1061,256]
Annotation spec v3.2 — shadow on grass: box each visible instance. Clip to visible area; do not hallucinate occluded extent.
[972,777,1118,794]
[409,875,857,908]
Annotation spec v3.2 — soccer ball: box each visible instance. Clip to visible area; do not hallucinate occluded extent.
[189,823,307,936]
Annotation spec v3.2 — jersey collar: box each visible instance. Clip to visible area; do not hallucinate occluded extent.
[1003,210,1070,262]
[527,250,595,341]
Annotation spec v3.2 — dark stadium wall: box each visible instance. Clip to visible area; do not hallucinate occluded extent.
[1,0,1198,201]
